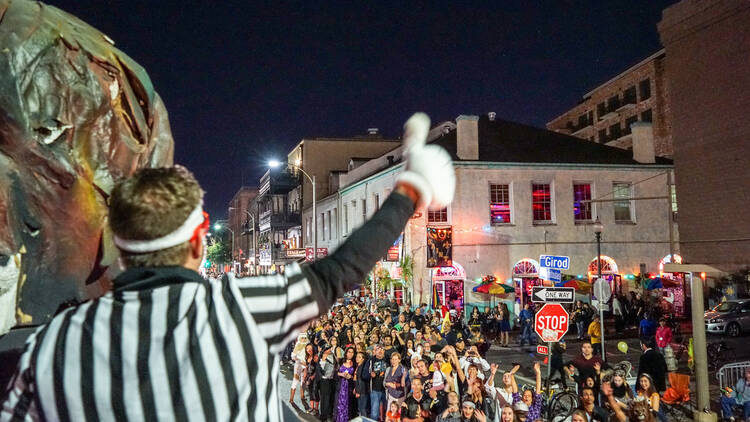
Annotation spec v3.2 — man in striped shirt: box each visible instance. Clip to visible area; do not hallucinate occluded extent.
[1,112,455,421]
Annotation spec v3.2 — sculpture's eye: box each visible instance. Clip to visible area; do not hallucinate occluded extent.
[34,119,71,145]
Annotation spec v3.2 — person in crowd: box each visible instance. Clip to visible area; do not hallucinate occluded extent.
[487,363,521,408]
[367,344,389,420]
[636,373,665,422]
[518,303,534,348]
[609,369,634,411]
[573,301,587,340]
[335,346,356,422]
[385,401,402,422]
[460,344,490,374]
[637,337,668,392]
[304,343,321,416]
[319,346,338,421]
[511,362,543,422]
[588,314,602,355]
[469,307,483,333]
[290,333,309,408]
[499,302,512,347]
[385,352,408,412]
[354,351,370,419]
[437,392,462,422]
[639,312,658,341]
[567,342,609,391]
[721,369,750,422]
[549,339,568,388]
[612,294,625,332]
[655,317,673,354]
[499,405,517,422]
[577,386,610,422]
[401,378,432,422]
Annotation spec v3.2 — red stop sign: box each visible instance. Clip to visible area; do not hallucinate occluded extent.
[534,303,569,342]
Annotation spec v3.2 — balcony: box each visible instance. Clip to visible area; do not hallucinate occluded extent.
[259,211,301,231]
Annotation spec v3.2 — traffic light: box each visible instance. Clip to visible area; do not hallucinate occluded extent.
[204,260,211,269]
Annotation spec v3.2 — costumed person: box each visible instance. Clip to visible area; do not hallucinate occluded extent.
[1,111,455,422]
[289,333,309,408]
[335,347,356,422]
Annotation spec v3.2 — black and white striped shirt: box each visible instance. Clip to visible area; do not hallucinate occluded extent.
[1,191,414,422]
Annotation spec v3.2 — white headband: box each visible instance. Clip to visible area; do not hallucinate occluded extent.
[113,202,205,253]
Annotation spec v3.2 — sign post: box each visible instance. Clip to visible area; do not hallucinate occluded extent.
[593,278,611,361]
[532,287,575,304]
[535,303,570,390]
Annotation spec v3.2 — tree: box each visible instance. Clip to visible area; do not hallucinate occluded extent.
[206,239,231,265]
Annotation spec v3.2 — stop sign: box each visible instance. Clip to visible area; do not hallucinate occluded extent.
[534,303,569,342]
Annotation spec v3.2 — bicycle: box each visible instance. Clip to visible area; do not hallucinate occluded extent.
[545,389,579,422]
[707,341,736,371]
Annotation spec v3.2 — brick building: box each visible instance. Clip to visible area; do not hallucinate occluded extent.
[547,50,673,158]
[227,186,258,271]
[658,0,750,270]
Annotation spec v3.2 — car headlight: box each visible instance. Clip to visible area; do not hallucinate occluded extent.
[711,318,724,323]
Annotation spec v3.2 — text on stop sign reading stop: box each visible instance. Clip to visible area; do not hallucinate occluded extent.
[535,314,568,330]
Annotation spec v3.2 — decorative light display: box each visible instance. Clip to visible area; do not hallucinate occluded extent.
[426,226,452,268]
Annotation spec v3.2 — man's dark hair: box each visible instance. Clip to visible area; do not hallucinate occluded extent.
[641,337,656,349]
[110,166,203,267]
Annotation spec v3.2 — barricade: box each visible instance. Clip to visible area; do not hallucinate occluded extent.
[717,360,750,390]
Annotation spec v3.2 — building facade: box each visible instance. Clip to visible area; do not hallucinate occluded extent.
[227,186,258,272]
[658,0,750,270]
[256,167,302,274]
[546,50,673,158]
[306,114,678,310]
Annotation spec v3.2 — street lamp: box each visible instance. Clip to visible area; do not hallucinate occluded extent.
[593,217,605,360]
[270,159,317,260]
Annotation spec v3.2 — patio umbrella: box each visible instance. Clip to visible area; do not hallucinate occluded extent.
[473,283,507,295]
[562,280,592,292]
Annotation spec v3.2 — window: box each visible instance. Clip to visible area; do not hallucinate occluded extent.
[598,129,607,143]
[623,86,637,105]
[532,183,553,222]
[613,182,634,222]
[624,115,638,134]
[321,212,326,240]
[489,184,511,224]
[374,194,380,212]
[641,109,652,123]
[428,207,448,223]
[587,110,594,125]
[306,217,312,240]
[609,123,622,139]
[573,183,592,221]
[607,95,620,112]
[327,210,332,240]
[577,114,587,128]
[639,78,651,100]
[343,204,348,234]
[597,102,606,120]
[361,199,367,221]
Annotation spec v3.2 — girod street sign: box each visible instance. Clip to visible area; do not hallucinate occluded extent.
[539,255,570,270]
[534,303,570,342]
[532,287,575,303]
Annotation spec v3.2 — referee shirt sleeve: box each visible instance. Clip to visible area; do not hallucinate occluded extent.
[1,329,43,421]
[231,191,414,353]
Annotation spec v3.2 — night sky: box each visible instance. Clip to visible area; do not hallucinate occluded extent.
[49,0,675,217]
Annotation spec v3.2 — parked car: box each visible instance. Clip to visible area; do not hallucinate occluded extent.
[705,299,750,337]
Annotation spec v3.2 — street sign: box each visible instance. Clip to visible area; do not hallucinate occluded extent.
[593,278,612,302]
[539,255,570,270]
[532,287,575,303]
[539,267,562,283]
[537,345,549,355]
[534,303,570,342]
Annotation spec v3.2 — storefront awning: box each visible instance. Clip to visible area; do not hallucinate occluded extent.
[663,263,724,274]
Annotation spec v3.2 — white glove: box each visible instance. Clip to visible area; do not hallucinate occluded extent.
[396,113,455,210]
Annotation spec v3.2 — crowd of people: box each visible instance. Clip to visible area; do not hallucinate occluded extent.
[282,292,681,422]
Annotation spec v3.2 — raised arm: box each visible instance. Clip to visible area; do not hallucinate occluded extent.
[533,362,542,394]
[233,113,454,353]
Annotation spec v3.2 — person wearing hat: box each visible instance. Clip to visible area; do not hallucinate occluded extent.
[460,400,487,422]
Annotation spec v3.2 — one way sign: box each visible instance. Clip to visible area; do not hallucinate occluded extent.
[532,287,575,303]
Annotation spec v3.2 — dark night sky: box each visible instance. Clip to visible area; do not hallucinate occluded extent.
[49,0,675,217]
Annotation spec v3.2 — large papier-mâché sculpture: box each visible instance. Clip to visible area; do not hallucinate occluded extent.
[0,0,174,334]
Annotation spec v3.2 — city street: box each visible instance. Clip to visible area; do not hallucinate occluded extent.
[279,327,750,421]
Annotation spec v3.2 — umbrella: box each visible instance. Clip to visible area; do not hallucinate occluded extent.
[562,280,592,292]
[645,278,664,290]
[473,283,507,295]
